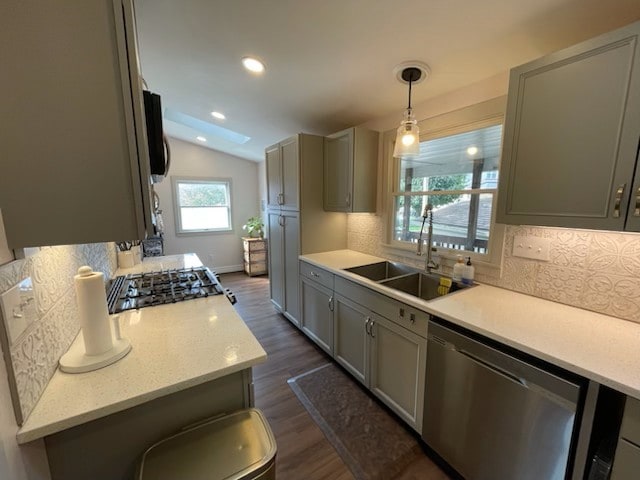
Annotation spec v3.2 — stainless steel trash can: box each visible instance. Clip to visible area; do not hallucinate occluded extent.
[137,408,277,480]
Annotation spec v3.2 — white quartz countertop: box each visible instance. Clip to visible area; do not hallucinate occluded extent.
[17,254,266,444]
[301,250,640,400]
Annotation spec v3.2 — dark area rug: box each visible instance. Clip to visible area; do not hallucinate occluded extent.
[288,363,424,480]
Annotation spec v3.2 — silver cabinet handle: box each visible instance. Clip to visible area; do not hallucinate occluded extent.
[277,193,284,205]
[410,313,416,324]
[345,192,351,207]
[613,184,626,218]
[310,271,320,278]
[399,307,405,318]
[278,215,284,227]
[635,187,640,216]
[370,320,375,338]
[328,295,334,312]
[365,317,371,335]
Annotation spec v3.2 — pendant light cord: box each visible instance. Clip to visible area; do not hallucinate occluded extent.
[407,77,413,110]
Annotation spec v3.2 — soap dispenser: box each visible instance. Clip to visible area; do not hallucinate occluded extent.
[462,257,475,285]
[452,255,465,282]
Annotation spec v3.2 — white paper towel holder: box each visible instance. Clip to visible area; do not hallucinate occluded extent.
[59,316,132,374]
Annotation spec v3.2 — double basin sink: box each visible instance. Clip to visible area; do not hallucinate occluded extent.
[344,261,471,301]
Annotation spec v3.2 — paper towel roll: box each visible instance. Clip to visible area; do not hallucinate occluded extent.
[75,266,113,356]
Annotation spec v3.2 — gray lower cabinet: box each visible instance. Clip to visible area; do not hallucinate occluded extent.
[369,313,426,431]
[612,396,640,479]
[300,277,334,355]
[334,294,369,385]
[268,210,300,325]
[44,370,253,480]
[497,21,640,231]
[330,282,427,432]
[611,440,640,479]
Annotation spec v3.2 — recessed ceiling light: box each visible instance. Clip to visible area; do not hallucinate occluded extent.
[242,56,265,74]
[211,111,226,120]
[196,136,207,142]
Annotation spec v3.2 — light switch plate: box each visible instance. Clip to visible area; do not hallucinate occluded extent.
[512,235,551,261]
[0,277,36,345]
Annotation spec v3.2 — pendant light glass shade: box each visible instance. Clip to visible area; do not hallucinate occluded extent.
[393,65,424,159]
[393,108,420,158]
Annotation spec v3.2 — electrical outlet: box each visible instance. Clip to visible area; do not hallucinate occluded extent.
[512,235,551,261]
[0,277,36,345]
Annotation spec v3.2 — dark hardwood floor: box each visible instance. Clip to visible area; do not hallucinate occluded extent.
[220,272,451,480]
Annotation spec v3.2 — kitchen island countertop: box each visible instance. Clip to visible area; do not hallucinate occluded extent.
[17,254,266,443]
[301,249,640,399]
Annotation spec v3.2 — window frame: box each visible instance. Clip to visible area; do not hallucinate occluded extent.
[171,176,233,235]
[383,98,507,268]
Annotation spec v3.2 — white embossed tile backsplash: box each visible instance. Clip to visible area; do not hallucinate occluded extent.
[347,214,640,324]
[493,226,640,322]
[0,243,117,423]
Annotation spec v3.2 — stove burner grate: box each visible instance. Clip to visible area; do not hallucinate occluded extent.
[107,266,234,314]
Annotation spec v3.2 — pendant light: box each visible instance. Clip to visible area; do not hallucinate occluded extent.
[393,63,429,159]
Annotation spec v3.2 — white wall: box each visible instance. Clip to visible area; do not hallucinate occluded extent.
[154,138,260,272]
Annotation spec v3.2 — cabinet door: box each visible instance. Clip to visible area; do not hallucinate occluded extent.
[334,294,369,385]
[282,212,300,324]
[324,129,354,212]
[280,136,300,211]
[497,22,640,230]
[369,314,426,432]
[611,439,640,479]
[265,143,282,209]
[1,0,152,248]
[267,211,284,312]
[300,277,334,354]
[626,163,640,232]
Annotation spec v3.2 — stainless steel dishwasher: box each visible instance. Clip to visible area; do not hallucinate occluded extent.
[423,321,582,480]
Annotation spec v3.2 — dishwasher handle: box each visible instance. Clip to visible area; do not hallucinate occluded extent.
[457,349,527,387]
[428,322,582,408]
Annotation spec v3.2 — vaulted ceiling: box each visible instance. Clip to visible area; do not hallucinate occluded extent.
[135,0,640,161]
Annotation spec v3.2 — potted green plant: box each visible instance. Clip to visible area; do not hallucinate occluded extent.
[242,215,264,238]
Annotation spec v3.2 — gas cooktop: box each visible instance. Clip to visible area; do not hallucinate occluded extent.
[107,267,236,314]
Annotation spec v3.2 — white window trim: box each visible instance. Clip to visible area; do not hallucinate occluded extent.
[382,97,507,269]
[171,176,233,235]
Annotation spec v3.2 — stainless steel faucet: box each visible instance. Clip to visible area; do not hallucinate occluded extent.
[417,204,439,273]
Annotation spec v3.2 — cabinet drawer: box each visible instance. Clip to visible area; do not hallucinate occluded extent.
[335,276,428,338]
[300,261,334,290]
[244,251,267,262]
[620,396,640,444]
[611,438,640,480]
[244,261,267,276]
[244,239,267,252]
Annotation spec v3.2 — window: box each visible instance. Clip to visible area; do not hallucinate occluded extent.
[172,177,232,234]
[391,120,503,261]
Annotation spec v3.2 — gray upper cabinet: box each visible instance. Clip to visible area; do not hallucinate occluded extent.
[266,136,299,211]
[265,144,282,209]
[497,21,640,231]
[0,0,153,248]
[324,127,378,212]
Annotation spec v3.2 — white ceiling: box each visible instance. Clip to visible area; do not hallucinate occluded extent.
[135,0,640,162]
